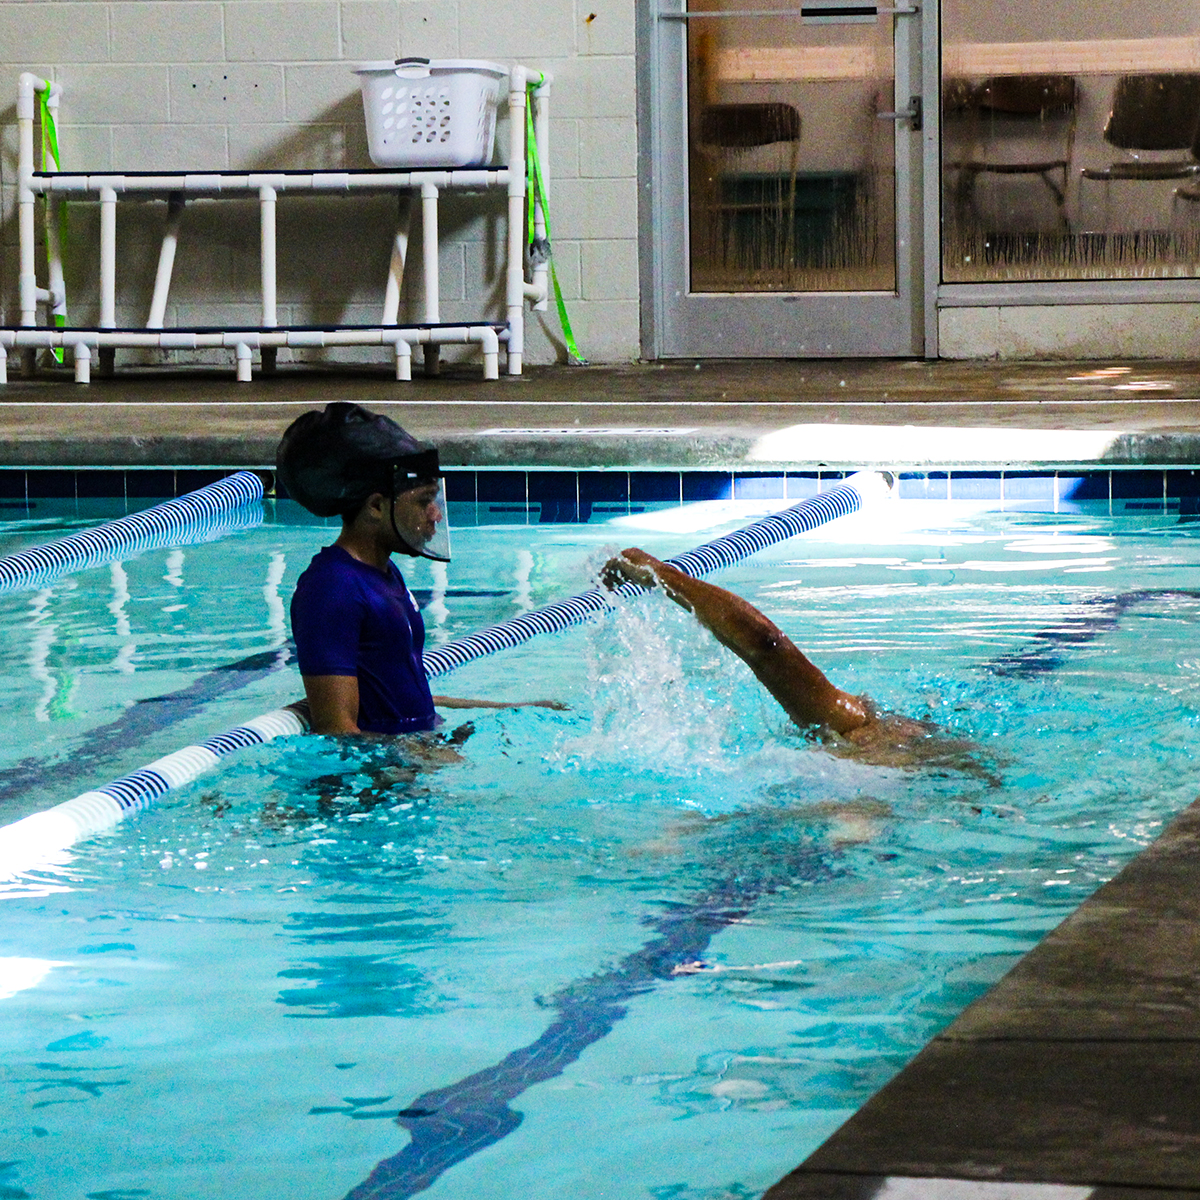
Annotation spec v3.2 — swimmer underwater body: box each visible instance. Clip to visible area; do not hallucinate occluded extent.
[602,547,993,778]
[277,401,562,736]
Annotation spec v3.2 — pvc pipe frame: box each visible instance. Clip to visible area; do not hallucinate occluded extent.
[0,325,502,383]
[10,69,552,382]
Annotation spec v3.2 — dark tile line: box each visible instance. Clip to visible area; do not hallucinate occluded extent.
[4,468,1200,517]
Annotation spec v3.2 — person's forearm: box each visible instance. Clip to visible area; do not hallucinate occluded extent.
[605,548,867,734]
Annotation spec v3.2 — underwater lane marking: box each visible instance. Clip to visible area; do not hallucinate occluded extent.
[984,588,1200,677]
[342,866,830,1200]
[0,644,293,810]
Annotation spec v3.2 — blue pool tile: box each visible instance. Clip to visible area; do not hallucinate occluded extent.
[445,501,478,528]
[579,473,628,503]
[1060,473,1109,501]
[630,473,680,503]
[949,473,1001,500]
[538,499,590,524]
[76,471,127,499]
[1111,469,1163,499]
[1055,475,1086,505]
[733,473,785,500]
[1003,473,1055,501]
[26,470,76,499]
[528,472,577,503]
[898,472,948,500]
[175,469,226,496]
[785,473,820,500]
[0,472,25,500]
[1167,470,1200,498]
[442,471,475,503]
[476,472,526,503]
[683,473,732,502]
[126,470,176,499]
[482,504,530,524]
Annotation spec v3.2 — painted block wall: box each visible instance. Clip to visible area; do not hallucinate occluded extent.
[0,0,641,366]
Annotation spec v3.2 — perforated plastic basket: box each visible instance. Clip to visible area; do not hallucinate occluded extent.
[355,58,508,168]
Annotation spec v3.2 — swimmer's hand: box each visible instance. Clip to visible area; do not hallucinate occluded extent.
[601,548,664,591]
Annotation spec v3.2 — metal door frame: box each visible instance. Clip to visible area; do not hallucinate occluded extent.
[637,0,940,358]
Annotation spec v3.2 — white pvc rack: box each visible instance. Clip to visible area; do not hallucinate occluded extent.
[8,67,551,384]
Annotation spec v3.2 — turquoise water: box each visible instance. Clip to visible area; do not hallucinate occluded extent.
[3,497,1200,1199]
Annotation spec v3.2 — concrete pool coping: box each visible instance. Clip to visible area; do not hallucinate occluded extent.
[3,357,1200,469]
[9,355,1200,1195]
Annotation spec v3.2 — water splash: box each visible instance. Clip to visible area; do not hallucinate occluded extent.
[555,596,739,778]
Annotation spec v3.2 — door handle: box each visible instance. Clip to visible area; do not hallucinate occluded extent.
[877,95,922,131]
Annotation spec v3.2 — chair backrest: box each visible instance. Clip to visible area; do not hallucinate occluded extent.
[944,75,1076,118]
[1104,73,1200,151]
[698,103,801,149]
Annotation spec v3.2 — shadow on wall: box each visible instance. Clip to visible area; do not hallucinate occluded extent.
[0,92,511,364]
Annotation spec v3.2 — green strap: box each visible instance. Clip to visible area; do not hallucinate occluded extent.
[38,88,60,169]
[37,87,66,363]
[525,81,586,365]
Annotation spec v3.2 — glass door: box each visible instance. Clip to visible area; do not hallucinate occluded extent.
[650,0,927,356]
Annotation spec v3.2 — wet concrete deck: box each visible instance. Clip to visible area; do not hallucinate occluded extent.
[4,357,1200,468]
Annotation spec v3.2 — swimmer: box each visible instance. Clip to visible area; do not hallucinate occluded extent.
[602,547,993,778]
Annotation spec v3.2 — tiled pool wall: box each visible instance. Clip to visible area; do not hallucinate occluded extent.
[3,467,1200,521]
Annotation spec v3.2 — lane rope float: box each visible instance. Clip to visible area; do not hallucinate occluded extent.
[0,707,307,883]
[0,471,265,594]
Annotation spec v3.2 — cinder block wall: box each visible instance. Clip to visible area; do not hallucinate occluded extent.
[0,1,640,365]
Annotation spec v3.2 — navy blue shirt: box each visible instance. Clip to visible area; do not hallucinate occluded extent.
[291,545,437,735]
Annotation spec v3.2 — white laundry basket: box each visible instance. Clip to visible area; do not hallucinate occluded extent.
[355,58,508,168]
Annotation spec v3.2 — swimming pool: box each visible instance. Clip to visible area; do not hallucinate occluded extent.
[3,488,1200,1199]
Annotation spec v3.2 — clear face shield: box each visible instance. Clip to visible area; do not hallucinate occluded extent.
[389,452,451,563]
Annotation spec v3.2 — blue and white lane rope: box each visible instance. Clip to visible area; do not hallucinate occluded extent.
[0,707,308,881]
[0,472,888,881]
[0,470,264,594]
[423,472,885,678]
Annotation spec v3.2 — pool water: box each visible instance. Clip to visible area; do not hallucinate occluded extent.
[3,496,1200,1199]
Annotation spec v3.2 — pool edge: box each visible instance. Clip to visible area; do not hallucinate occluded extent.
[763,793,1200,1197]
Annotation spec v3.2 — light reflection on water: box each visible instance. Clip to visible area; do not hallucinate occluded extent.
[0,504,1199,1197]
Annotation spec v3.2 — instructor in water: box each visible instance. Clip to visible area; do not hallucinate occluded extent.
[277,401,560,736]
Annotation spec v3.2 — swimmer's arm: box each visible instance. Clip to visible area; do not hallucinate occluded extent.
[433,695,568,711]
[602,548,867,735]
[301,674,362,734]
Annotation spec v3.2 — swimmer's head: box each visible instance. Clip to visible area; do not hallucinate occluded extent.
[276,401,450,561]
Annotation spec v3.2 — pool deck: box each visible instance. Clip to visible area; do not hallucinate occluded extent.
[10,355,1200,1197]
[4,356,1200,468]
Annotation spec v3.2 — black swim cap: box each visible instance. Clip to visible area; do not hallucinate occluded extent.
[276,402,438,518]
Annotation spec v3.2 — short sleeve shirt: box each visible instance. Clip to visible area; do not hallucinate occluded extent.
[290,544,437,735]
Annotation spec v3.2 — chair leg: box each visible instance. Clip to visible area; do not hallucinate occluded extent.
[1041,167,1070,234]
